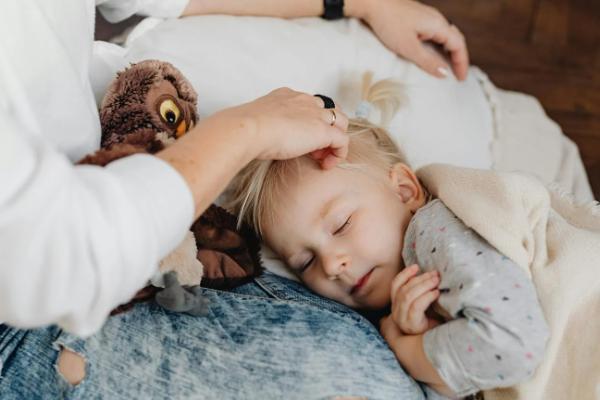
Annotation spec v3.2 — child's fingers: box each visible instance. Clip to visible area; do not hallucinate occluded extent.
[400,270,440,295]
[396,273,440,307]
[391,273,439,327]
[390,264,420,304]
[408,290,440,321]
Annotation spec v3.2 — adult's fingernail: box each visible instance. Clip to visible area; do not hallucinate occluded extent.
[437,66,450,78]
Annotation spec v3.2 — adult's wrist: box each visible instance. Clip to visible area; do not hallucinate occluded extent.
[207,109,259,163]
[157,110,258,219]
[344,0,372,20]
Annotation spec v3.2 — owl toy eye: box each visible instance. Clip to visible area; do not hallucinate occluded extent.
[159,99,181,125]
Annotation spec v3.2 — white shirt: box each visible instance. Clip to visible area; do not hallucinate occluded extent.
[0,0,191,336]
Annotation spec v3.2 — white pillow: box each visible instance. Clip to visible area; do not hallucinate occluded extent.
[102,15,496,279]
[122,15,494,171]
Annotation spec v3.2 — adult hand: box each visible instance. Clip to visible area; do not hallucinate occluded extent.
[389,264,440,335]
[217,88,349,169]
[359,0,469,80]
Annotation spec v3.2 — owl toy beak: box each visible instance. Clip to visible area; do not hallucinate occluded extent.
[175,119,187,138]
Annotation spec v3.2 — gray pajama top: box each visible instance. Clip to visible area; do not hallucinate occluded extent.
[402,199,549,397]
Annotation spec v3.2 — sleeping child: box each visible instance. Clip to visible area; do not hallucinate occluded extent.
[225,75,600,400]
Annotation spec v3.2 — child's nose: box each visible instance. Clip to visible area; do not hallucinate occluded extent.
[323,254,351,280]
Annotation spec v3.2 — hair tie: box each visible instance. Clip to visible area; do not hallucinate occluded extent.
[355,100,373,120]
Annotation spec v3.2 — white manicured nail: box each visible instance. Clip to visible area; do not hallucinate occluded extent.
[437,66,450,77]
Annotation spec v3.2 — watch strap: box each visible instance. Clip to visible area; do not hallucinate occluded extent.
[322,0,344,20]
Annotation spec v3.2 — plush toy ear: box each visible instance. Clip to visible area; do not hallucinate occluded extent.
[191,205,264,290]
[196,250,253,289]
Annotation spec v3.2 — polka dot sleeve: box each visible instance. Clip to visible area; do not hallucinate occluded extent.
[402,200,549,396]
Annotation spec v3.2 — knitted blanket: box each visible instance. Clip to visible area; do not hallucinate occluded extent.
[417,164,600,400]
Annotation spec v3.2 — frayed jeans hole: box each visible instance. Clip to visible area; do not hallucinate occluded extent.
[56,347,86,386]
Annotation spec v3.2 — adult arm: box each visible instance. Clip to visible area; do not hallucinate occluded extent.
[97,0,468,80]
[0,114,193,337]
[0,0,196,338]
[180,0,469,80]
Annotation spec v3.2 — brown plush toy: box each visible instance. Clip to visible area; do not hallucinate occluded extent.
[78,60,263,315]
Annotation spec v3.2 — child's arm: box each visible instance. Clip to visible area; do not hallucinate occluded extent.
[398,200,550,397]
[380,316,456,398]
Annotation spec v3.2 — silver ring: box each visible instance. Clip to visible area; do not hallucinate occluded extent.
[329,109,336,126]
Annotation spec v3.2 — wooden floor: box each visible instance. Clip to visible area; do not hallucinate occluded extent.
[423,0,600,198]
[96,1,600,198]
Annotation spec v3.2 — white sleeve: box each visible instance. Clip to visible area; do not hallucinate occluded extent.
[0,116,194,337]
[96,0,189,23]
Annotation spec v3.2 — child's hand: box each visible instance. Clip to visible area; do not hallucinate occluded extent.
[390,264,441,335]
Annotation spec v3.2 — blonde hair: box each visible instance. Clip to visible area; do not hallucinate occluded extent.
[226,73,407,236]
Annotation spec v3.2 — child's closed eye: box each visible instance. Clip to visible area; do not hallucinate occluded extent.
[334,215,352,235]
[299,255,315,273]
[299,215,352,273]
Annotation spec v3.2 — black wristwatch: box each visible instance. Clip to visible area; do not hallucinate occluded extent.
[322,0,344,20]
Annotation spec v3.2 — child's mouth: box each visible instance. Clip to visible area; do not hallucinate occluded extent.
[351,268,374,295]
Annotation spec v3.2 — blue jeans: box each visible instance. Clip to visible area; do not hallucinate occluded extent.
[0,272,425,399]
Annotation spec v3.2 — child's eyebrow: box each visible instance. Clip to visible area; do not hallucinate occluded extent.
[317,193,345,225]
[285,192,352,267]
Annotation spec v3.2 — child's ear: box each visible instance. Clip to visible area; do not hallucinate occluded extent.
[388,163,425,211]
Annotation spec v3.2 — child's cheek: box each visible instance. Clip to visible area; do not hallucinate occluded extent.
[305,274,346,304]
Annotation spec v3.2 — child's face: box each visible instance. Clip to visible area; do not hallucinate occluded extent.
[263,159,423,310]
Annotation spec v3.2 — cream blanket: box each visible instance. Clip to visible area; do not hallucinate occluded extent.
[417,164,600,400]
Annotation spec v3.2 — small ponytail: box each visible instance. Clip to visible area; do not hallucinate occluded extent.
[356,71,405,127]
[344,72,407,171]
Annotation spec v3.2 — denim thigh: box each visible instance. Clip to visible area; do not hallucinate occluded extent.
[0,273,425,399]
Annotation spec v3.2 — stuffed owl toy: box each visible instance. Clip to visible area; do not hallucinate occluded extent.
[79,60,263,316]
[80,60,198,165]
